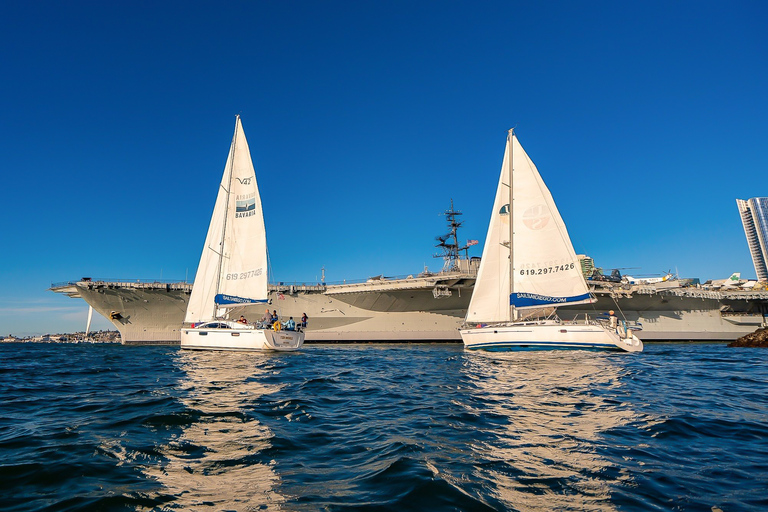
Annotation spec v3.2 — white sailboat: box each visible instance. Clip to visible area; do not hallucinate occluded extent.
[85,305,93,340]
[180,116,304,351]
[460,129,642,352]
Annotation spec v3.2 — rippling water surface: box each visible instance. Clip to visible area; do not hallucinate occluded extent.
[1,342,767,511]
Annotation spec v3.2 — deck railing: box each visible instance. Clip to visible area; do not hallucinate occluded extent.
[51,270,474,290]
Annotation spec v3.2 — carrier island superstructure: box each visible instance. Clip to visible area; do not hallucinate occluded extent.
[51,206,768,345]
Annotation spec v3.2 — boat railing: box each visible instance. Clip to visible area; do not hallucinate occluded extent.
[554,312,643,332]
[466,313,644,330]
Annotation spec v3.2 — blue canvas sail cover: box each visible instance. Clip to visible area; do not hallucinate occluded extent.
[215,293,268,306]
[511,292,592,309]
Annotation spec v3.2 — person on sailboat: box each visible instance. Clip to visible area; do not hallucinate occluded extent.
[609,310,617,329]
[237,315,248,325]
[284,317,296,331]
[301,313,308,328]
[260,309,273,325]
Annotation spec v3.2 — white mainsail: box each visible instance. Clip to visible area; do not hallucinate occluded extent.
[184,116,269,324]
[85,305,93,337]
[466,131,593,325]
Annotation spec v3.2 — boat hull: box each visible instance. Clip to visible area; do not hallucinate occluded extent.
[460,323,643,352]
[180,326,304,352]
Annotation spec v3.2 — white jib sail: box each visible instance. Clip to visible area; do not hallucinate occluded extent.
[185,116,269,323]
[466,132,593,325]
[509,134,592,311]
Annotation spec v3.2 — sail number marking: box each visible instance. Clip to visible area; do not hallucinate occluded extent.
[520,263,575,276]
[226,269,263,280]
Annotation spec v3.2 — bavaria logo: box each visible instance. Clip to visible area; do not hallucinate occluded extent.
[236,193,256,218]
[236,198,255,213]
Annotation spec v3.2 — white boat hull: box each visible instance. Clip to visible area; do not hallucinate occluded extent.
[180,326,304,352]
[460,322,643,353]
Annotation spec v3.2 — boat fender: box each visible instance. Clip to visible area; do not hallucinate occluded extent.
[273,321,281,332]
[109,311,123,320]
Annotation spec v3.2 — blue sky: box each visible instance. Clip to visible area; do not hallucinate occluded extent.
[1,1,766,336]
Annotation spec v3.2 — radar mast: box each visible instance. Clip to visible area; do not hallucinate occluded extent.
[434,199,471,272]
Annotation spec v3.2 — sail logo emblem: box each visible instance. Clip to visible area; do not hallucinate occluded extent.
[235,177,252,185]
[236,198,255,212]
[236,197,256,218]
[522,204,549,230]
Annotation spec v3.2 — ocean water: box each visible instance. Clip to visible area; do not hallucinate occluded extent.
[1,342,767,511]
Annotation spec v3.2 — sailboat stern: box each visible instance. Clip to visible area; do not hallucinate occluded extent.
[180,321,305,351]
[262,329,305,351]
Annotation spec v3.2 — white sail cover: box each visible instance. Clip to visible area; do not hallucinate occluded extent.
[185,116,269,323]
[466,132,593,324]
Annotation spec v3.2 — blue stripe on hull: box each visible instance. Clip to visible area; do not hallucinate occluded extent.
[465,341,623,352]
[182,345,264,352]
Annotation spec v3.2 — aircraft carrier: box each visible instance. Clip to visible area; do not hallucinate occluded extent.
[51,206,768,345]
[50,272,768,345]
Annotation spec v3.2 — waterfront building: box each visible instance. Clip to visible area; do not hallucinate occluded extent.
[736,197,768,282]
[577,254,595,278]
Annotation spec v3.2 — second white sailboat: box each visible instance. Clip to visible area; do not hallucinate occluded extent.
[460,129,642,353]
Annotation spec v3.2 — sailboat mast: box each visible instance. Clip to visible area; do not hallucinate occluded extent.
[212,116,239,317]
[508,128,515,322]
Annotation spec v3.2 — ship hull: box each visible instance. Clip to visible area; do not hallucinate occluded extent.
[559,292,766,341]
[51,279,768,344]
[57,281,190,345]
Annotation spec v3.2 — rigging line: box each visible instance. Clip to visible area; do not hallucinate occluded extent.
[207,245,224,258]
[584,289,601,313]
[266,246,273,287]
[611,293,630,321]
[213,116,239,308]
[266,246,285,316]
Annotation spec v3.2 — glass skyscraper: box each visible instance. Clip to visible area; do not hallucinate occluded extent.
[736,197,768,282]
